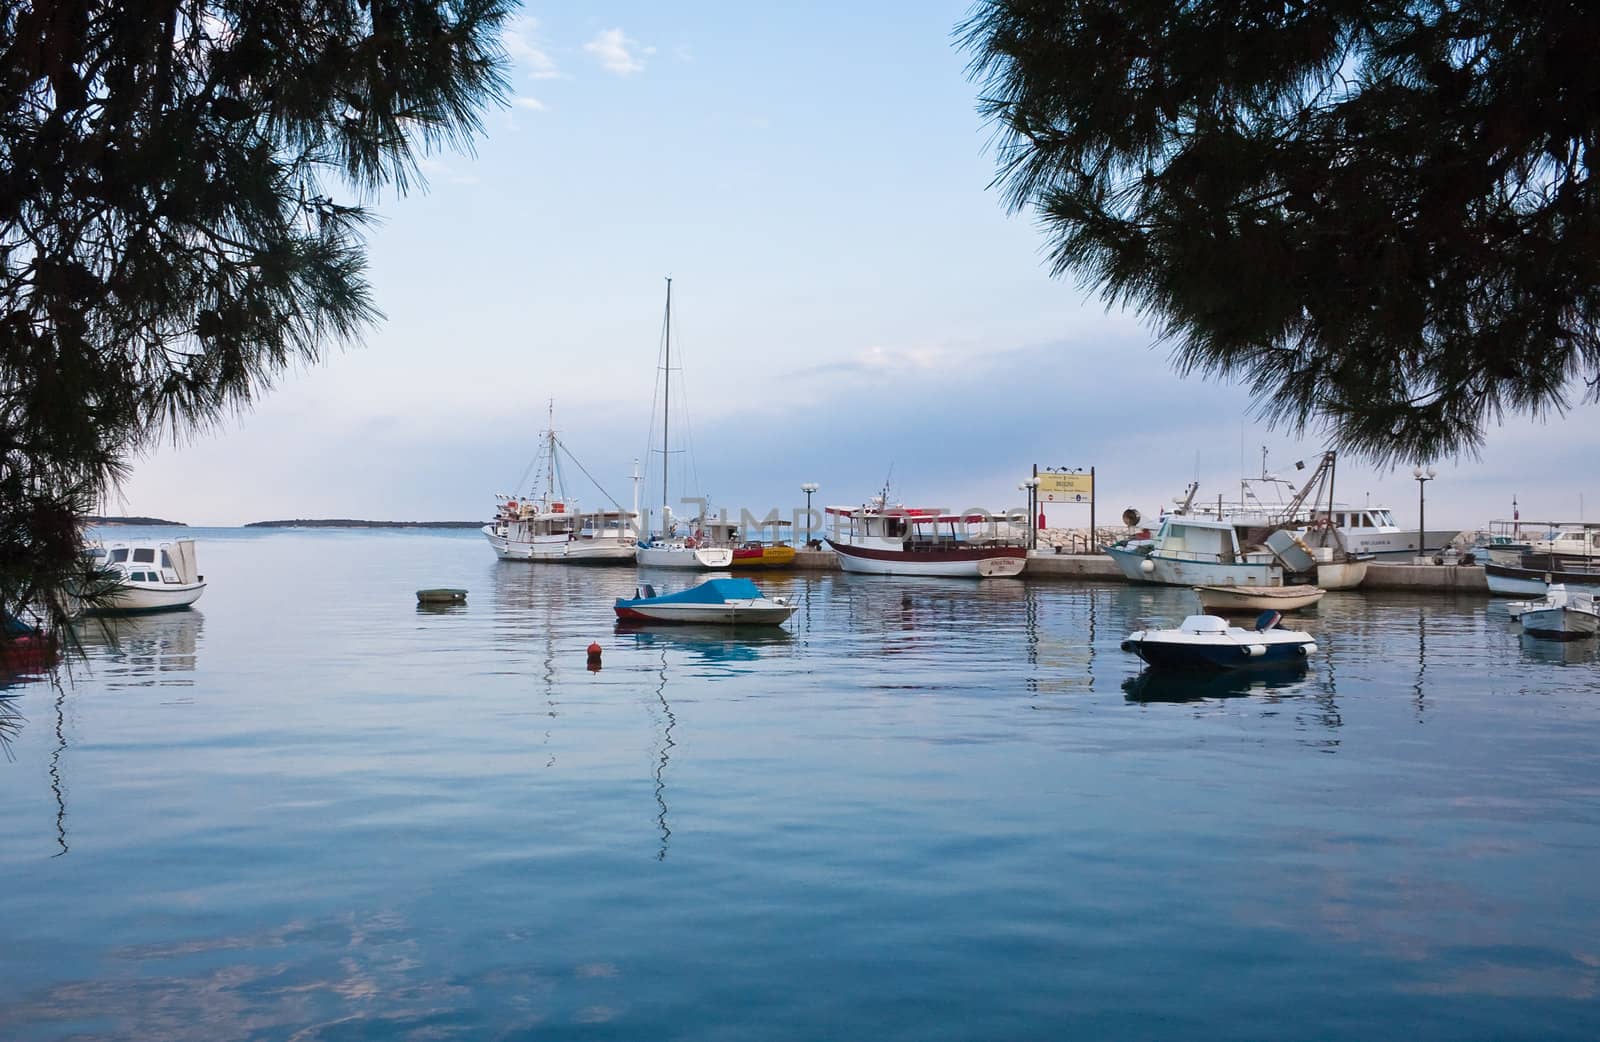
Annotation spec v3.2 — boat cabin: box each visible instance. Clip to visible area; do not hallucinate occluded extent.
[1149,516,1246,564]
[826,505,1023,551]
[697,518,793,549]
[100,540,201,586]
[1311,507,1398,530]
[575,510,638,543]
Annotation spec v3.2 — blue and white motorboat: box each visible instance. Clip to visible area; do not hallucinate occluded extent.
[1120,611,1318,670]
[614,578,795,626]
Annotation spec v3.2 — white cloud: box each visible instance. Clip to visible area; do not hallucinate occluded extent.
[512,96,547,112]
[503,15,560,79]
[584,28,652,76]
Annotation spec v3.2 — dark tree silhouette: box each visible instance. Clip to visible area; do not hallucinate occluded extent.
[1,1,510,640]
[962,0,1600,461]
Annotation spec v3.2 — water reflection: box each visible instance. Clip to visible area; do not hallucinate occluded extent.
[71,610,203,681]
[1519,631,1600,667]
[651,644,674,861]
[613,623,795,666]
[1122,663,1313,704]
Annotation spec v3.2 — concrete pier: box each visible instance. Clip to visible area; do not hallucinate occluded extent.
[784,548,1493,594]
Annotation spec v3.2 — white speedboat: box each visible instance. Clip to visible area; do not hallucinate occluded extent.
[614,578,794,625]
[637,539,735,570]
[1517,584,1600,641]
[1121,612,1318,670]
[82,539,206,614]
[824,500,1026,577]
[1194,584,1325,613]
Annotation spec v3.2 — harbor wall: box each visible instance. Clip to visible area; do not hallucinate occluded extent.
[788,548,1491,593]
[1361,562,1490,593]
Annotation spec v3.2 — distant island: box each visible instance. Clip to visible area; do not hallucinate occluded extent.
[87,515,187,526]
[244,519,483,529]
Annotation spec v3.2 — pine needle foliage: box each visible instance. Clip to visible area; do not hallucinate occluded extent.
[1,1,510,642]
[961,0,1600,461]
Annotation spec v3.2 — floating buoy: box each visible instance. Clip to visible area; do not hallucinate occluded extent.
[586,641,602,673]
[586,641,602,658]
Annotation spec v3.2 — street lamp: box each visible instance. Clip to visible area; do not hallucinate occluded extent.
[1412,465,1437,558]
[1023,477,1040,551]
[800,483,818,546]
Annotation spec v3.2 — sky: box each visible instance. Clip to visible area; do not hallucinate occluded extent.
[113,1,1599,531]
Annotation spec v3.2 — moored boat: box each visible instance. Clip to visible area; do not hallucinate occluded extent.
[2,613,58,673]
[1517,584,1600,641]
[1194,584,1325,613]
[1104,515,1283,587]
[825,502,1026,578]
[614,578,795,626]
[482,407,639,564]
[1484,561,1600,598]
[80,539,206,614]
[1121,611,1318,670]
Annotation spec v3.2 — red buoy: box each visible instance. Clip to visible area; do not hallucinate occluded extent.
[586,642,602,657]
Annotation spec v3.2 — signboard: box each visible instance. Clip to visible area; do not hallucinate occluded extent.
[1038,472,1093,504]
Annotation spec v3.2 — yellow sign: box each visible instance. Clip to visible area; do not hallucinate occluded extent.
[1038,472,1093,504]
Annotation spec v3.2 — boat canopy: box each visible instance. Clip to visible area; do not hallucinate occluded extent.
[624,578,765,605]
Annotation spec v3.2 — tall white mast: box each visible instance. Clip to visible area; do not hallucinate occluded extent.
[661,277,671,530]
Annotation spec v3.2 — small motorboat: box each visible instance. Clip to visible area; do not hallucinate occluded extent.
[1194,584,1326,613]
[1121,611,1318,670]
[78,539,206,614]
[2,613,58,674]
[1517,584,1599,641]
[614,577,795,626]
[416,588,468,604]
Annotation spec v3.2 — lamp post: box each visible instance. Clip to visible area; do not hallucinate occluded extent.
[1023,477,1040,551]
[1412,465,1437,558]
[800,483,818,546]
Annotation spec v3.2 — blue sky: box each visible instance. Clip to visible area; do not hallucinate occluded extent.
[115,2,1598,529]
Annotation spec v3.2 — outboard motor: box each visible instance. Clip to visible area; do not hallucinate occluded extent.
[1254,609,1282,632]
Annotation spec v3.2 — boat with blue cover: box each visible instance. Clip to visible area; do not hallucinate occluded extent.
[614,578,796,626]
[1121,611,1318,670]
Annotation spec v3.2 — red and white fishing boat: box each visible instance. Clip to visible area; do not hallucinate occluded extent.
[824,501,1027,578]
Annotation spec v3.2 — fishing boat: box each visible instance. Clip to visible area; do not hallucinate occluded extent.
[1104,515,1286,587]
[824,500,1026,577]
[80,539,206,614]
[1516,584,1600,641]
[1120,611,1319,670]
[1194,584,1326,613]
[1484,560,1600,598]
[614,578,796,626]
[636,278,736,571]
[482,405,639,564]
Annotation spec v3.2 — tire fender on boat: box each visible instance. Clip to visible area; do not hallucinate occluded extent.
[1242,644,1268,658]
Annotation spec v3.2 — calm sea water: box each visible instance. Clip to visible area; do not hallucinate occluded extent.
[3,527,1599,1041]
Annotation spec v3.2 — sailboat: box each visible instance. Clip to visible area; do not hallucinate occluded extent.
[636,278,735,571]
[482,404,640,564]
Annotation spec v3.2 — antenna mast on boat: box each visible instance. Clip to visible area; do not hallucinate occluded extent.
[662,277,671,528]
[546,399,556,504]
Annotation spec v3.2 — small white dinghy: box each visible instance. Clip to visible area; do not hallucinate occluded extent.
[614,577,795,626]
[1194,584,1326,613]
[1517,584,1600,641]
[1121,611,1318,670]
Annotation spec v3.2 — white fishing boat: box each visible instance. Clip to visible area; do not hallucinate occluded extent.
[1517,584,1600,641]
[1104,515,1283,587]
[636,278,735,571]
[614,578,795,625]
[81,539,206,614]
[483,405,638,564]
[824,501,1027,577]
[1194,584,1325,613]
